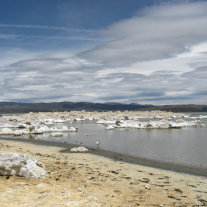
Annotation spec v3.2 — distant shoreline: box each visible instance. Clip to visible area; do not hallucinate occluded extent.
[0,101,207,113]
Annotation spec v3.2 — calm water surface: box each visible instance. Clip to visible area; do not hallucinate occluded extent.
[34,122,207,169]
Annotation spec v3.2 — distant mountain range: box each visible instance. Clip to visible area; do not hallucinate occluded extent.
[0,102,207,113]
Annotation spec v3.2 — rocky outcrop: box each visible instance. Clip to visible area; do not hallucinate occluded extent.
[0,153,46,178]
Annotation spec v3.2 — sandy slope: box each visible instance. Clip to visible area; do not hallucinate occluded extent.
[0,139,207,207]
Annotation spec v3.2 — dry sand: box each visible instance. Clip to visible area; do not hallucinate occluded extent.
[0,139,207,207]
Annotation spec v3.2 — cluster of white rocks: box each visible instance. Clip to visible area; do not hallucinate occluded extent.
[95,112,200,130]
[0,111,206,136]
[95,112,206,130]
[0,113,79,136]
[190,115,207,119]
[0,153,46,178]
[104,119,200,130]
[0,125,78,136]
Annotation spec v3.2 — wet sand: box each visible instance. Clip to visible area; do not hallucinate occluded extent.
[0,139,207,207]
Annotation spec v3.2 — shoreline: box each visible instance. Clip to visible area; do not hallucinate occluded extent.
[1,137,207,177]
[1,138,207,206]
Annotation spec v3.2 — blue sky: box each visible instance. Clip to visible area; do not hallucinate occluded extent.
[0,0,207,104]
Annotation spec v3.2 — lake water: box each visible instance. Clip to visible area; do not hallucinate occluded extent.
[1,112,207,171]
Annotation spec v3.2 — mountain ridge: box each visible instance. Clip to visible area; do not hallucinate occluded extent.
[0,102,206,113]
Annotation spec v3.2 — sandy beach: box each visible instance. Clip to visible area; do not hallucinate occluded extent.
[0,138,207,207]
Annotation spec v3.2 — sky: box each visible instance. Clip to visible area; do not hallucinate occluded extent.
[0,0,207,104]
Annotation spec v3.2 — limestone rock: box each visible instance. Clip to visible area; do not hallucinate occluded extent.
[0,153,46,178]
[70,146,89,152]
[69,127,78,132]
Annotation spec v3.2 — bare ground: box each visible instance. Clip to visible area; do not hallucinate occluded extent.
[0,139,207,207]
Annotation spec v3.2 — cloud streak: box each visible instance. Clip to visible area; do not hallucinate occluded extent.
[0,23,97,33]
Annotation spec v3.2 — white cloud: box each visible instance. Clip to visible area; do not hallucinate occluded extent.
[1,1,207,104]
[80,1,207,67]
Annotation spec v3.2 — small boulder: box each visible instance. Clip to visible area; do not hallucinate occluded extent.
[0,153,46,178]
[70,146,89,152]
[69,127,78,132]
